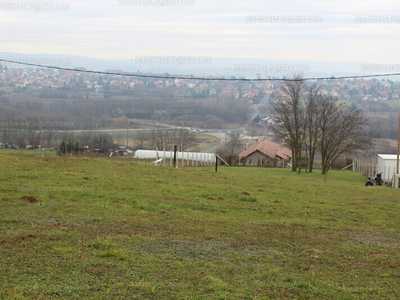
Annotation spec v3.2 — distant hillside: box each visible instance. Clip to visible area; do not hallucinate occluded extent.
[1,51,396,79]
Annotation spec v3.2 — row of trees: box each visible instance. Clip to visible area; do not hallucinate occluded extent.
[0,128,116,152]
[0,128,56,147]
[1,95,250,130]
[59,140,80,154]
[64,131,116,153]
[272,75,371,175]
[134,128,196,151]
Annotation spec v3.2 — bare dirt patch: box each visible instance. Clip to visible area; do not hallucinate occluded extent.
[20,195,38,203]
[85,265,123,277]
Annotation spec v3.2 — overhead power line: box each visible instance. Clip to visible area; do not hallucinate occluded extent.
[1,58,400,81]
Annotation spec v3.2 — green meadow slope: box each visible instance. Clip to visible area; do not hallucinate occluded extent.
[1,153,400,299]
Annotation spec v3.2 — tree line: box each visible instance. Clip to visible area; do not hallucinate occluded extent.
[134,128,196,151]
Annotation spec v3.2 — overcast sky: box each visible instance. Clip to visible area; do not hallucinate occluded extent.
[1,0,400,66]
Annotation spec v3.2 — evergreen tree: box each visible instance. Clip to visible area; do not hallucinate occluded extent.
[60,141,66,154]
[74,141,80,152]
[66,140,74,153]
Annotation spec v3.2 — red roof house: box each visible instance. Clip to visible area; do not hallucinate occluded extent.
[239,139,292,166]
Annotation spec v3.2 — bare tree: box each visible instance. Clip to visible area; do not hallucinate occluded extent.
[116,115,129,129]
[175,129,195,151]
[149,128,165,150]
[247,125,259,139]
[43,130,56,147]
[0,127,11,146]
[225,131,242,155]
[135,130,148,149]
[318,95,371,175]
[303,85,322,172]
[7,129,26,147]
[77,131,94,148]
[149,128,195,151]
[26,129,42,146]
[271,75,305,173]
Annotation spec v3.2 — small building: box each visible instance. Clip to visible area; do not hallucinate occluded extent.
[239,139,292,167]
[377,154,400,181]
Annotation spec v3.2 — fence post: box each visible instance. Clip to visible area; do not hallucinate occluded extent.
[369,162,371,178]
[386,166,389,183]
[173,146,177,168]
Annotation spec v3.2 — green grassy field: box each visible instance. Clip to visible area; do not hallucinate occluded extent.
[1,153,400,299]
[0,149,56,155]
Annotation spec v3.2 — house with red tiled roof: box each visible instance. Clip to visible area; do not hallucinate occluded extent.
[239,139,292,167]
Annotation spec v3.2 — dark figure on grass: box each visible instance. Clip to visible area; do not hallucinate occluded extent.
[365,177,374,186]
[374,173,383,186]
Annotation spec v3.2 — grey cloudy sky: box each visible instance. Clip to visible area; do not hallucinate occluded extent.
[1,0,399,64]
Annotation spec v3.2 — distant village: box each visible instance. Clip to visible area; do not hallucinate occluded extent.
[1,64,400,102]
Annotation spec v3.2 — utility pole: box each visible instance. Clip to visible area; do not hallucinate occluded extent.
[397,106,400,174]
[126,127,128,147]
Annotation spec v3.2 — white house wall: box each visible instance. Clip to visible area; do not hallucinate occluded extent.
[377,155,400,181]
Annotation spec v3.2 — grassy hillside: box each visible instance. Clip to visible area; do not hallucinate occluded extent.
[1,153,400,299]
